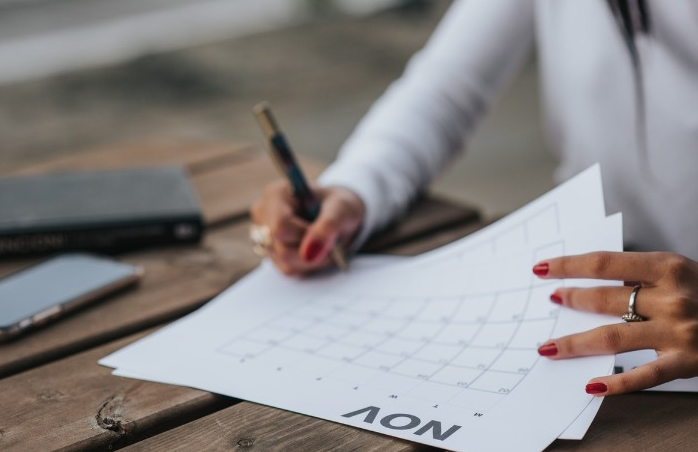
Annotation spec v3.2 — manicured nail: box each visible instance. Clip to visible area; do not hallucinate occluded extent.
[550,293,563,304]
[537,343,558,356]
[533,263,549,276]
[303,241,324,262]
[585,382,608,395]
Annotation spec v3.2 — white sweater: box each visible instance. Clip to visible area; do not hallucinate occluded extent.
[319,0,698,259]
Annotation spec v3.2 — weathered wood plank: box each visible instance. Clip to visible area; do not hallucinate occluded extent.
[1,140,256,176]
[382,218,487,257]
[119,402,438,452]
[0,142,291,376]
[545,392,698,451]
[0,330,233,452]
[0,211,482,451]
[104,351,698,452]
[5,309,698,452]
[1,213,486,379]
[0,192,480,379]
[0,326,435,452]
[0,141,485,452]
[190,152,321,226]
[0,142,481,378]
[0,216,481,451]
[361,195,479,254]
[0,221,261,378]
[0,215,484,378]
[108,376,698,452]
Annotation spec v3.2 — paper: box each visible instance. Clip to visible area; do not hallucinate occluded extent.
[101,165,623,452]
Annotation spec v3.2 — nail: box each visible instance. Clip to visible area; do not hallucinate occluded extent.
[550,293,563,304]
[537,343,558,356]
[585,382,608,395]
[303,240,324,262]
[533,262,549,276]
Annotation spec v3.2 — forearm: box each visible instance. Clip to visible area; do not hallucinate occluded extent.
[320,0,536,247]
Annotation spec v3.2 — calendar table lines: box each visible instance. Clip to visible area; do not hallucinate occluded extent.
[215,271,562,410]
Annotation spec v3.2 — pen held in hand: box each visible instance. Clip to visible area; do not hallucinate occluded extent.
[253,101,348,271]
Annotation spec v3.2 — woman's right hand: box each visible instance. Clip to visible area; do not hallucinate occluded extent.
[249,180,365,276]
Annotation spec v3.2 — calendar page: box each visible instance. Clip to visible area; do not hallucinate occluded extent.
[102,165,622,452]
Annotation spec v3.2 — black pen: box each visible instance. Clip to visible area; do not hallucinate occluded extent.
[253,101,348,271]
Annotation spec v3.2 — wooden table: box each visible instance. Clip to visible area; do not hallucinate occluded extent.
[1,142,697,452]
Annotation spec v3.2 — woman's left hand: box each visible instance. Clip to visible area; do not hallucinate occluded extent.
[533,251,698,396]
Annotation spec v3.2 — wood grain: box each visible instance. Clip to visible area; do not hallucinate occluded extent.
[0,140,256,176]
[361,196,480,254]
[545,392,698,451]
[0,141,485,452]
[0,215,471,451]
[190,152,321,226]
[0,142,481,378]
[0,329,233,452]
[381,217,487,257]
[119,402,437,452]
[0,221,260,378]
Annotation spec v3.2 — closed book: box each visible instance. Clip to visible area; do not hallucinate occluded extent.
[0,166,204,256]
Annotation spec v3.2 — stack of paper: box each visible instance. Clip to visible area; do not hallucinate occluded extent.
[102,165,632,451]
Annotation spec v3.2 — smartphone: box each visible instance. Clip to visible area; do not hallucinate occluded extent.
[0,252,143,341]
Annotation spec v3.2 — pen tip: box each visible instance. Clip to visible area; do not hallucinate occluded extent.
[331,246,349,272]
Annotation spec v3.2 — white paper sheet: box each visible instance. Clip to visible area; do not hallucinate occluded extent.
[101,165,623,452]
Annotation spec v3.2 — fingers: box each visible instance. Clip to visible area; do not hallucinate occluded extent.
[533,251,674,285]
[585,353,698,396]
[540,323,660,359]
[539,319,698,395]
[300,187,364,265]
[251,180,307,244]
[538,324,665,396]
[268,242,333,277]
[250,180,307,252]
[552,285,655,319]
[535,251,698,395]
[249,182,364,275]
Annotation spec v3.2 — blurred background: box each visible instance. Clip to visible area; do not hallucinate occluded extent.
[0,0,557,218]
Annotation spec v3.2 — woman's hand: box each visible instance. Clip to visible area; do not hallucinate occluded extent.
[249,181,365,276]
[533,251,698,396]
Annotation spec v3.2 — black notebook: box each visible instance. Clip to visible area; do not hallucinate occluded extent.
[0,166,204,256]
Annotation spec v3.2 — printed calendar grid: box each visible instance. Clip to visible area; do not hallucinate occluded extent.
[217,275,561,412]
[216,203,566,413]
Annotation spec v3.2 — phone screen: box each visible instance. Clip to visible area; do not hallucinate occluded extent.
[0,253,142,332]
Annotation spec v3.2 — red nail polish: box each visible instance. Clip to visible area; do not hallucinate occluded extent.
[550,293,563,304]
[533,263,549,276]
[537,343,558,356]
[585,382,608,395]
[303,241,324,262]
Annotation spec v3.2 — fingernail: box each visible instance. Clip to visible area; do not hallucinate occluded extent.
[533,263,549,276]
[303,240,324,262]
[550,293,563,304]
[585,382,608,395]
[537,342,558,356]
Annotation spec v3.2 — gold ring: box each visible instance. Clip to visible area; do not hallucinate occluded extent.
[249,224,273,257]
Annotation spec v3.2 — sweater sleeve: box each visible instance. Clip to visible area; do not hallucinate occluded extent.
[318,0,536,248]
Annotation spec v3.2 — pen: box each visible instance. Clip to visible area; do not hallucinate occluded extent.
[253,101,348,271]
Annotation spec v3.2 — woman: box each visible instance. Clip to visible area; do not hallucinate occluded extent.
[250,0,698,395]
